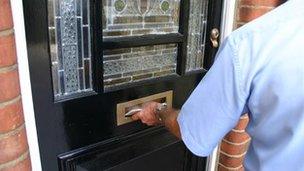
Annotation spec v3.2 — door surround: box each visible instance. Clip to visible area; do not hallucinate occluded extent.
[13,0,237,170]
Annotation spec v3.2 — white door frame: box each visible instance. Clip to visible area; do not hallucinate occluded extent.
[206,0,237,170]
[10,0,42,170]
[10,0,236,170]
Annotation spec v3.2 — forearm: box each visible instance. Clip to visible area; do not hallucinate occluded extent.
[158,108,181,139]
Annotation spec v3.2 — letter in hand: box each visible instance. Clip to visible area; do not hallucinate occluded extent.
[131,102,162,126]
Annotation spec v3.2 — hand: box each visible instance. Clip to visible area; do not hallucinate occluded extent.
[131,102,162,126]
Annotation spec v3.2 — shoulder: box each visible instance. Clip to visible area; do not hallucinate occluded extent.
[223,0,304,68]
[227,0,303,48]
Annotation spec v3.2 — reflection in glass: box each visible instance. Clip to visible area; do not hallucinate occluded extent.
[103,44,178,89]
[48,0,92,100]
[186,0,208,72]
[102,0,181,38]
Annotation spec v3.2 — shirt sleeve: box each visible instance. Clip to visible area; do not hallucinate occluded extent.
[177,37,247,157]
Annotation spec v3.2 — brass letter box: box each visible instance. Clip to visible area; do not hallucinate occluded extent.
[116,91,173,126]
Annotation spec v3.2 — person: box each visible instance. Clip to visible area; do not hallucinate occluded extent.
[131,0,304,170]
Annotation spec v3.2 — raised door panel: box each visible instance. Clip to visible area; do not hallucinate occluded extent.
[58,128,188,171]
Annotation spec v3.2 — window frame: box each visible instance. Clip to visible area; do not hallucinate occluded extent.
[48,0,221,101]
[95,0,190,93]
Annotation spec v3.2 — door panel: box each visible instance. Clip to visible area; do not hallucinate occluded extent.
[59,127,186,171]
[22,0,223,170]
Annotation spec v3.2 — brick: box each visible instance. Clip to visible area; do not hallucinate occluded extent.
[133,73,153,81]
[0,33,17,68]
[1,154,31,171]
[233,115,249,130]
[154,69,175,77]
[240,0,283,7]
[0,99,24,134]
[0,127,29,164]
[104,77,132,86]
[220,140,250,155]
[132,29,153,35]
[219,152,245,168]
[218,164,244,171]
[238,7,271,23]
[0,69,20,103]
[145,16,170,22]
[223,131,250,144]
[235,23,245,29]
[0,0,13,31]
[104,30,131,37]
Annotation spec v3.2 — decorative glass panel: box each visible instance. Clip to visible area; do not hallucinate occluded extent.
[103,44,177,89]
[186,0,208,72]
[48,0,92,100]
[102,0,181,38]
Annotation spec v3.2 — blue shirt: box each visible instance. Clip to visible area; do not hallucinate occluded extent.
[177,0,304,170]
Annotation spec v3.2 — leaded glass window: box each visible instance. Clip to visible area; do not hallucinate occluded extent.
[48,0,211,97]
[102,0,181,90]
[103,44,177,89]
[186,0,209,72]
[102,0,181,38]
[48,0,92,100]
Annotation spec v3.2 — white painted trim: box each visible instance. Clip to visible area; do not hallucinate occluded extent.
[206,0,237,171]
[206,147,220,171]
[220,0,237,41]
[10,0,42,170]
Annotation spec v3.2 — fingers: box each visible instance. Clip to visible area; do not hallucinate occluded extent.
[131,111,158,126]
[131,113,140,120]
[130,102,161,126]
[142,101,159,111]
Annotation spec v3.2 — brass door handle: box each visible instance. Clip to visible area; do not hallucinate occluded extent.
[210,28,220,48]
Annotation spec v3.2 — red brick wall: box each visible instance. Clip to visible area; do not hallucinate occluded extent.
[235,0,284,28]
[217,0,285,170]
[0,0,31,170]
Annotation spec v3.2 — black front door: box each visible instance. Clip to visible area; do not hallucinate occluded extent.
[23,0,223,170]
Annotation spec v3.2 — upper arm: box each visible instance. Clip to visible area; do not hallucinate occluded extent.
[177,37,248,156]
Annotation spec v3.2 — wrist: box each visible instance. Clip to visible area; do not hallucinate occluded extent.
[158,108,174,125]
[154,103,178,125]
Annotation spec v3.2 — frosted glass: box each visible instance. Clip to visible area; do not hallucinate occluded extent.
[186,0,208,71]
[48,0,92,100]
[102,0,181,38]
[103,44,177,88]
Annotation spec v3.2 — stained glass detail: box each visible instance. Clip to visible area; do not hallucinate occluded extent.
[114,0,126,12]
[102,0,181,38]
[103,44,177,89]
[161,1,170,12]
[48,0,92,100]
[186,0,208,72]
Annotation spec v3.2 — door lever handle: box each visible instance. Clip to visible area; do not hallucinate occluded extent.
[210,28,220,48]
